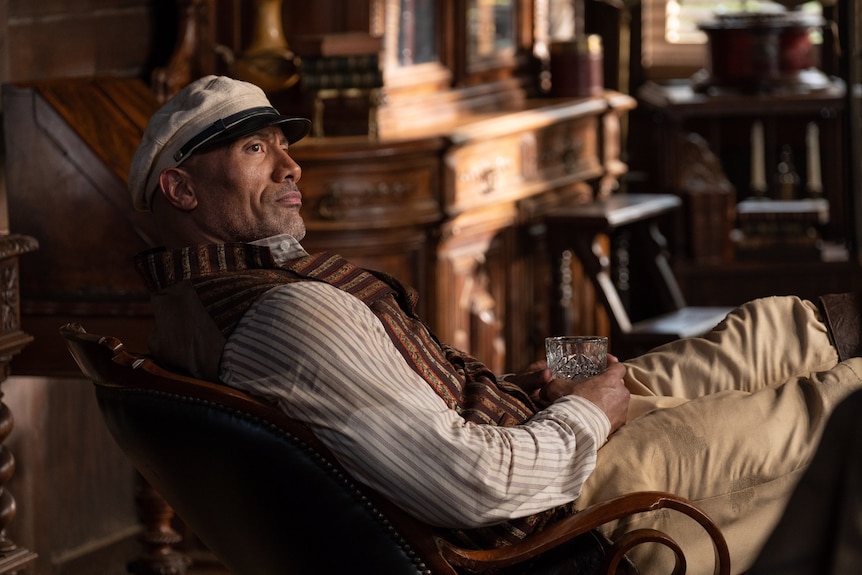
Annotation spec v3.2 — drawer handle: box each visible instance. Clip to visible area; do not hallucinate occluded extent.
[563,141,585,173]
[460,157,513,195]
[479,168,498,195]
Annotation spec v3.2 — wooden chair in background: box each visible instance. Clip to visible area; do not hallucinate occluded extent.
[546,194,734,360]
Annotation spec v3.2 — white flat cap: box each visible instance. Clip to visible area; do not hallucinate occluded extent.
[129,75,311,211]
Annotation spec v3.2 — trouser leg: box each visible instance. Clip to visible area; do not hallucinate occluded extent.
[623,295,837,400]
[576,295,862,574]
[578,360,862,574]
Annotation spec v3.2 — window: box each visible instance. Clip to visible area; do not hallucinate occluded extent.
[397,0,438,66]
[465,0,517,74]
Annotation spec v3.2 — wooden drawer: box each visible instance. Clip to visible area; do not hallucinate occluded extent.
[534,115,602,182]
[293,140,443,230]
[443,111,604,216]
[443,133,528,215]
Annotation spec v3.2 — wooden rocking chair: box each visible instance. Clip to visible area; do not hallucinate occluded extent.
[60,323,730,575]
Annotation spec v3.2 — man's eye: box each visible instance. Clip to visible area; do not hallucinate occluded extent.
[248,143,262,152]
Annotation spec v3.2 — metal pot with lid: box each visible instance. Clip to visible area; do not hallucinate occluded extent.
[695,9,829,93]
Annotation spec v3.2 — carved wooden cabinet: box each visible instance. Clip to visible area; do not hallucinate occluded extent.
[294,94,633,373]
[636,80,862,307]
[432,96,628,372]
[291,135,445,320]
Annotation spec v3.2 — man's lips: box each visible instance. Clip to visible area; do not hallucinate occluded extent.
[278,191,302,206]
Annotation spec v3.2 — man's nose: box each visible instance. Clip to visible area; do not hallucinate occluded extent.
[275,149,302,182]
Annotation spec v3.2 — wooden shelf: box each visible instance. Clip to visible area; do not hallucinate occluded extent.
[677,259,862,308]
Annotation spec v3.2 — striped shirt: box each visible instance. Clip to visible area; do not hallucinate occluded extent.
[219,234,611,529]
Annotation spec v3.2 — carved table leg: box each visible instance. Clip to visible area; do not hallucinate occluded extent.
[0,235,41,573]
[0,394,16,553]
[128,479,190,575]
[0,384,37,574]
[0,382,36,573]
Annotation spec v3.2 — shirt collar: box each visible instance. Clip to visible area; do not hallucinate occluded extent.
[250,234,309,266]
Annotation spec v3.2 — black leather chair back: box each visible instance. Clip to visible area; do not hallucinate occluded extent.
[62,324,441,575]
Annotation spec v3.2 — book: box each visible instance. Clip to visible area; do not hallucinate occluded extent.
[300,54,379,75]
[732,198,831,262]
[301,69,383,91]
[300,53,382,92]
[291,32,383,57]
[736,198,829,226]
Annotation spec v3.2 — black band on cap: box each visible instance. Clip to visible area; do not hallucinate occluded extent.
[173,106,280,162]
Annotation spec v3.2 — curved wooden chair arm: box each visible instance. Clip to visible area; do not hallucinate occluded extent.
[435,490,731,575]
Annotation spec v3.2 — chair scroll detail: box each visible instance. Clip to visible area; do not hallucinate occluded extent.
[60,323,730,575]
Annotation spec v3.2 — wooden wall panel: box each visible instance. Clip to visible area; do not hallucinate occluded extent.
[0,76,153,575]
[4,376,141,575]
[3,79,158,378]
[3,2,154,83]
[281,0,371,37]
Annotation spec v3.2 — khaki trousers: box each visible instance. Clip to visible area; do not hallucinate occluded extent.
[576,296,862,574]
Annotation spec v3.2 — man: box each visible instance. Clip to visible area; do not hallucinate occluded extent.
[129,75,862,574]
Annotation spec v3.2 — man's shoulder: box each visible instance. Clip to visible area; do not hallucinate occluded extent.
[134,243,279,291]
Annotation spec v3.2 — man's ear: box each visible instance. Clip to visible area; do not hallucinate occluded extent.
[158,167,198,210]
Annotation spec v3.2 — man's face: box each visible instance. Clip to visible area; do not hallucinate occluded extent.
[181,125,306,243]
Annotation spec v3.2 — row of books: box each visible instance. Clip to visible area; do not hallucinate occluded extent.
[732,198,830,261]
[300,56,383,91]
[293,33,383,93]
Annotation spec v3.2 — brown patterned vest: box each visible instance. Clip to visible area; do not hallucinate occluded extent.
[135,243,577,548]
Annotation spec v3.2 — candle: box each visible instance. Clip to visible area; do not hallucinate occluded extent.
[750,121,766,196]
[806,122,822,197]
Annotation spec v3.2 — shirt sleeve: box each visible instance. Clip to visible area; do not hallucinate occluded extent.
[220,281,611,529]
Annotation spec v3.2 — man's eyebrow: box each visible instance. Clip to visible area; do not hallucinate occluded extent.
[238,128,288,144]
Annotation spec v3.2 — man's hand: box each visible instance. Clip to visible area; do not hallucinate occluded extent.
[504,359,553,395]
[507,356,630,433]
